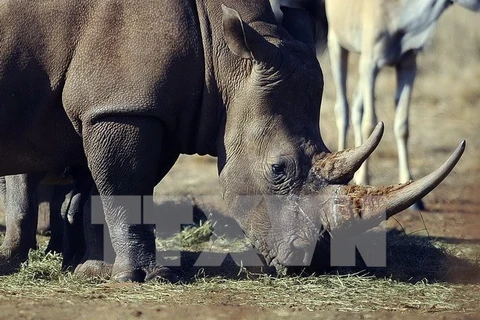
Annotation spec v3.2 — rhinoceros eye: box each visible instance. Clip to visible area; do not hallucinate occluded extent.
[271,163,286,175]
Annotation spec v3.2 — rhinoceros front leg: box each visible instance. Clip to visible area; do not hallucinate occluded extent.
[78,116,170,282]
[0,172,46,275]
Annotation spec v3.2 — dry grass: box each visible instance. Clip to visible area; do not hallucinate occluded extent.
[0,228,478,314]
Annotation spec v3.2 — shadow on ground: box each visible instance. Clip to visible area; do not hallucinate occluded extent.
[331,230,480,284]
[166,230,480,285]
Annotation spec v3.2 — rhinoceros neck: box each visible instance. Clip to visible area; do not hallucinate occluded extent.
[191,0,282,159]
[178,0,228,158]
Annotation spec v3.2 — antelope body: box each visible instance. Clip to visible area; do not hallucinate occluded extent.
[326,0,479,208]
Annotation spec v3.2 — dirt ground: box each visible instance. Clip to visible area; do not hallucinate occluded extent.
[0,5,479,320]
[2,299,479,320]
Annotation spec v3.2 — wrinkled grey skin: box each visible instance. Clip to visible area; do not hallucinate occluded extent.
[0,169,91,274]
[0,0,463,282]
[0,174,48,274]
[270,0,328,51]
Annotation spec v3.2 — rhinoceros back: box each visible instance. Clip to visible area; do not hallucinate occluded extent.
[0,0,206,175]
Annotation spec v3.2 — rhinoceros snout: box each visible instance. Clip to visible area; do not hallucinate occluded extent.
[272,249,313,268]
[269,236,319,268]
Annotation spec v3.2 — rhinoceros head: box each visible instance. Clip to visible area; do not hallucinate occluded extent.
[216,5,465,268]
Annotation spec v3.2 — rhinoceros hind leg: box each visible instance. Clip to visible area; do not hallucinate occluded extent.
[45,184,72,254]
[0,173,46,275]
[61,167,93,271]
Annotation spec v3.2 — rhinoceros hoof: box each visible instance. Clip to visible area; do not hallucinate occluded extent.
[110,266,179,283]
[74,260,113,279]
[111,269,147,282]
[0,249,26,275]
[145,266,179,283]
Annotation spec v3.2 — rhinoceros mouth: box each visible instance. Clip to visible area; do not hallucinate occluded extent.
[270,252,310,269]
[257,237,319,270]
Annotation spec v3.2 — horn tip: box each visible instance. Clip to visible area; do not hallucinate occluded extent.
[375,122,385,135]
[367,122,384,144]
[454,140,466,157]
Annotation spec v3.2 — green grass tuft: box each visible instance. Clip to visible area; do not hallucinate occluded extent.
[177,220,214,247]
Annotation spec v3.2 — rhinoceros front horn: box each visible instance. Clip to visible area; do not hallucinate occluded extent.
[321,141,466,234]
[314,122,384,184]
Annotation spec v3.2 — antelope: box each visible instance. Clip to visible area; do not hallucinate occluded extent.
[325,0,479,209]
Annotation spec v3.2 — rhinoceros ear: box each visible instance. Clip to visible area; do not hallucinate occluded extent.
[280,6,316,51]
[222,4,276,62]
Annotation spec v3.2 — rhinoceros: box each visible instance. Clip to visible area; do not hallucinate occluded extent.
[0,0,464,282]
[0,168,92,274]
